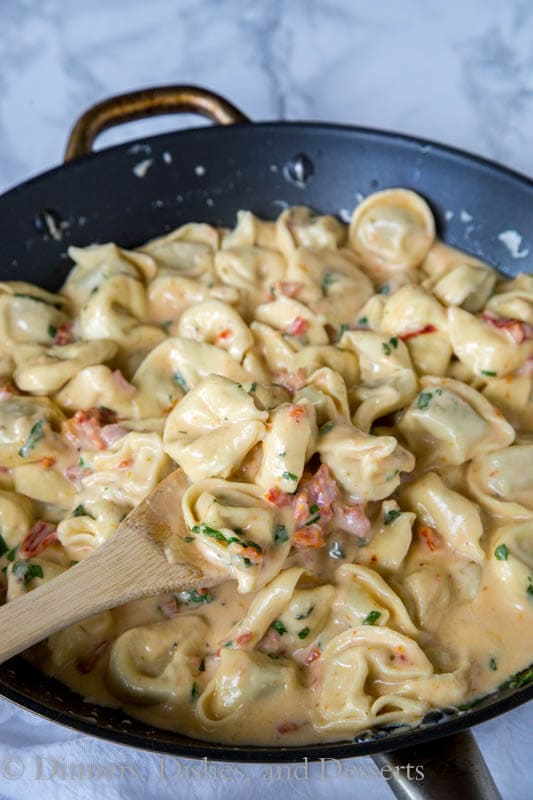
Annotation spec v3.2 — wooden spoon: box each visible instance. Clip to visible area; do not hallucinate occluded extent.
[0,469,224,664]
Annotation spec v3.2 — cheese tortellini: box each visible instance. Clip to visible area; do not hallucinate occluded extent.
[2,190,532,749]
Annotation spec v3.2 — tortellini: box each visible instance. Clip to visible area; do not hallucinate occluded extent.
[349,189,435,276]
[2,192,532,748]
[398,377,515,467]
[163,375,267,482]
[318,421,414,500]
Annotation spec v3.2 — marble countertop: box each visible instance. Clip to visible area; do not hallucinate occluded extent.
[0,1,531,798]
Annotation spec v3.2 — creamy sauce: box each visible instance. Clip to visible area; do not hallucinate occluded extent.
[1,191,532,746]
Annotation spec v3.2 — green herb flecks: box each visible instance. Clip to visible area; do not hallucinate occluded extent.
[328,540,345,560]
[18,420,45,457]
[320,421,335,435]
[6,547,17,562]
[382,337,398,356]
[12,560,44,585]
[379,284,390,295]
[179,589,215,604]
[481,370,497,377]
[417,391,433,410]
[282,471,298,483]
[174,371,189,392]
[274,524,289,544]
[298,627,310,640]
[48,324,57,339]
[295,606,314,620]
[321,272,338,295]
[358,316,369,327]
[489,657,498,671]
[495,544,509,561]
[362,610,381,626]
[72,504,86,517]
[191,682,200,700]
[271,619,287,636]
[384,509,402,526]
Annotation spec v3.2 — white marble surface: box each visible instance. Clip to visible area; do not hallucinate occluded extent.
[0,0,532,798]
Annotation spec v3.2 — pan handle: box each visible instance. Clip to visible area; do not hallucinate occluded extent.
[64,85,250,161]
[372,729,501,799]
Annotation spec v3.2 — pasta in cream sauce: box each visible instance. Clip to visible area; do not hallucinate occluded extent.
[1,189,532,745]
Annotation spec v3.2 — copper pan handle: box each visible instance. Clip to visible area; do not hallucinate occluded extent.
[64,85,250,161]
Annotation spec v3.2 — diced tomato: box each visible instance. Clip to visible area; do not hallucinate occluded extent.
[293,491,311,525]
[289,404,306,420]
[215,327,233,342]
[417,525,442,552]
[76,640,110,674]
[304,648,321,665]
[53,322,75,346]
[159,597,180,618]
[333,503,371,539]
[228,542,264,564]
[273,368,308,392]
[481,312,525,343]
[275,281,302,298]
[293,524,326,549]
[0,382,16,401]
[306,463,338,507]
[264,487,292,506]
[20,521,57,558]
[118,457,133,469]
[63,408,119,451]
[285,316,309,337]
[399,324,437,341]
[65,462,91,488]
[277,721,300,734]
[235,631,253,647]
[40,457,56,469]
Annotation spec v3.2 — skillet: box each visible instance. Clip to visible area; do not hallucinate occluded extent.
[0,85,532,799]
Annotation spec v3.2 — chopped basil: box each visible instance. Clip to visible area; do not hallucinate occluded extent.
[0,534,8,558]
[179,589,215,604]
[507,667,533,689]
[494,544,509,561]
[527,576,533,598]
[379,284,390,295]
[417,391,433,410]
[298,627,310,639]
[362,610,381,626]
[310,504,319,514]
[321,272,338,294]
[72,504,86,517]
[384,509,402,526]
[6,547,17,562]
[48,324,57,339]
[339,323,350,336]
[389,337,398,348]
[174,371,189,392]
[278,450,287,458]
[183,535,195,543]
[271,619,287,636]
[18,420,45,457]
[79,456,88,467]
[382,342,392,356]
[12,560,44,585]
[358,316,369,326]
[489,657,498,671]
[481,370,497,377]
[386,469,400,481]
[295,606,314,620]
[274,524,289,544]
[222,641,233,648]
[282,471,298,482]
[191,682,200,700]
[320,421,335,435]
[192,523,229,545]
[248,382,257,393]
[328,540,345,560]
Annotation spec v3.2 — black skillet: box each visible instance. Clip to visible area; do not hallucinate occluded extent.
[0,85,532,799]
